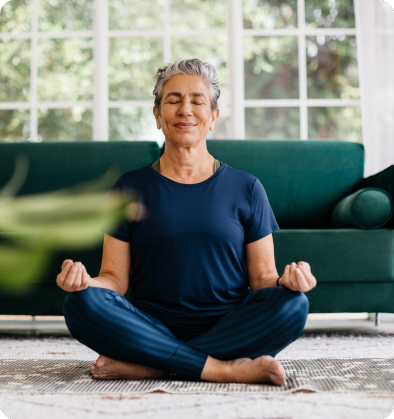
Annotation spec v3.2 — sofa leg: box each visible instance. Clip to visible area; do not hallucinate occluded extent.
[375,313,380,327]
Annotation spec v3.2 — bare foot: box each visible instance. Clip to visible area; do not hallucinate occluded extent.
[90,355,170,380]
[201,355,286,385]
[228,355,286,385]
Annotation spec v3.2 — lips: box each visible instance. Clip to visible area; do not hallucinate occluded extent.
[174,122,197,128]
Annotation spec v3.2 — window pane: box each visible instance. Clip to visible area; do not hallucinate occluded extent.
[38,108,92,141]
[38,38,93,101]
[171,0,226,30]
[244,36,298,99]
[308,107,362,142]
[0,39,30,101]
[109,38,163,101]
[0,110,30,141]
[305,0,355,29]
[109,108,165,146]
[0,0,31,32]
[171,36,227,85]
[243,0,297,29]
[39,0,93,31]
[109,0,164,30]
[245,107,300,139]
[306,35,359,99]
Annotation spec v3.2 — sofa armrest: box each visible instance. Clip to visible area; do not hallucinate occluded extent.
[361,165,394,228]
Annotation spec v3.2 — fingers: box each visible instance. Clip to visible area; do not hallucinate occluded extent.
[297,262,317,289]
[81,266,90,290]
[281,262,316,292]
[73,263,83,289]
[63,262,82,291]
[282,264,296,291]
[289,263,298,291]
[56,260,73,288]
[294,266,310,292]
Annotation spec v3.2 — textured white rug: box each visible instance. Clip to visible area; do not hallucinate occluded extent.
[1,358,394,395]
[0,330,393,419]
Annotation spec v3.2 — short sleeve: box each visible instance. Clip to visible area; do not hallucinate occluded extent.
[244,178,280,244]
[105,177,133,243]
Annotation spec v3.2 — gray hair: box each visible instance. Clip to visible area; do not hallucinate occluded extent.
[152,58,221,114]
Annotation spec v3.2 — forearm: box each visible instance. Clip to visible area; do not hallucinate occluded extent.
[89,273,128,295]
[249,273,280,292]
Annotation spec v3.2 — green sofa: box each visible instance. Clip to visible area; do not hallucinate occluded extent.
[0,140,393,315]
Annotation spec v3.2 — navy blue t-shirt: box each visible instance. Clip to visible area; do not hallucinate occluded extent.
[108,162,280,332]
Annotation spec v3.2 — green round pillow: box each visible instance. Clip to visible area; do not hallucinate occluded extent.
[331,187,393,229]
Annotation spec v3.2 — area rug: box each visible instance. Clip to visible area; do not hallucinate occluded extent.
[0,358,393,394]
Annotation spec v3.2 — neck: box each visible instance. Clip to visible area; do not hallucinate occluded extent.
[160,140,215,184]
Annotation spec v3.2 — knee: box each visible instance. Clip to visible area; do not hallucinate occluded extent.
[282,288,309,337]
[63,287,109,336]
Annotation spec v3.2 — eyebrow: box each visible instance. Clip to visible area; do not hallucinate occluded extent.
[164,92,208,100]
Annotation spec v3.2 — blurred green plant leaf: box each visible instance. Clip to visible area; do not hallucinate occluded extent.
[0,160,139,293]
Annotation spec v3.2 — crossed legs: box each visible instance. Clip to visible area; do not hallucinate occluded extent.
[63,286,308,384]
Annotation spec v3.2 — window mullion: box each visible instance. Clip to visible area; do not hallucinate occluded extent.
[297,0,307,140]
[30,0,38,142]
[164,0,171,63]
[228,0,244,139]
[93,0,109,140]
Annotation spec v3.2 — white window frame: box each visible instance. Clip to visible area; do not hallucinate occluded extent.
[0,0,360,142]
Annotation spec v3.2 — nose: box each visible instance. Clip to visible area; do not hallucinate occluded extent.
[177,99,193,117]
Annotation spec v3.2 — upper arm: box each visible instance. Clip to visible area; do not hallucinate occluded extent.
[245,233,278,292]
[99,234,131,295]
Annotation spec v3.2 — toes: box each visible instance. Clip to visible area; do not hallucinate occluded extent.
[95,355,107,368]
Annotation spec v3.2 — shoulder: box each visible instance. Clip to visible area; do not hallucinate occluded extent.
[115,164,151,186]
[221,163,258,190]
[111,164,152,193]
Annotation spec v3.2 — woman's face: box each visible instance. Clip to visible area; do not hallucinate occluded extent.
[153,74,219,146]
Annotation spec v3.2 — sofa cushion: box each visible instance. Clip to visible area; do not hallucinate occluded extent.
[0,141,160,195]
[331,188,393,229]
[205,140,364,228]
[272,228,394,283]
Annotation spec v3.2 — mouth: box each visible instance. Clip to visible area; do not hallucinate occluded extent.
[173,123,197,130]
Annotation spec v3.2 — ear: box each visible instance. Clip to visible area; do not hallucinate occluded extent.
[209,108,220,131]
[153,106,161,129]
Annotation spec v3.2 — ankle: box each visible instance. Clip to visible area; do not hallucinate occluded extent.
[200,356,233,382]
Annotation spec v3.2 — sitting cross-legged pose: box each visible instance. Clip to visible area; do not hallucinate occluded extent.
[57,58,317,385]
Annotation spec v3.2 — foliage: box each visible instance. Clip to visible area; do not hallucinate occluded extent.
[0,38,30,102]
[0,0,31,32]
[109,37,163,101]
[109,0,165,30]
[170,0,226,30]
[38,108,92,141]
[38,0,93,31]
[245,107,300,139]
[0,0,361,142]
[308,106,362,143]
[38,37,93,101]
[243,0,297,29]
[307,35,359,99]
[244,36,299,100]
[0,158,138,293]
[305,0,355,29]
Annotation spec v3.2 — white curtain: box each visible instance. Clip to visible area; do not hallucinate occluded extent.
[355,0,394,177]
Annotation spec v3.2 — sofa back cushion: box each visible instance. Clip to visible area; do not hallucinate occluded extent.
[206,140,364,228]
[0,141,160,195]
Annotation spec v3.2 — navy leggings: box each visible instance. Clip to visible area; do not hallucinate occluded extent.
[63,286,309,380]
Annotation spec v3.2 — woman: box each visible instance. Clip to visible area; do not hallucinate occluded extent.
[58,58,317,385]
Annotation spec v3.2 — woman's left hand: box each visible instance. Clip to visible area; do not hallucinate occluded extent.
[279,261,317,293]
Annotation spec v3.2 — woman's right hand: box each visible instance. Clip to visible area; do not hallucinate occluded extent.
[56,259,91,292]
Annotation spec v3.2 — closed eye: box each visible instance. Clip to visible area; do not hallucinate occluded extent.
[169,101,203,105]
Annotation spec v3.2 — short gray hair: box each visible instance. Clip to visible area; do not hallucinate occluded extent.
[152,58,221,114]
